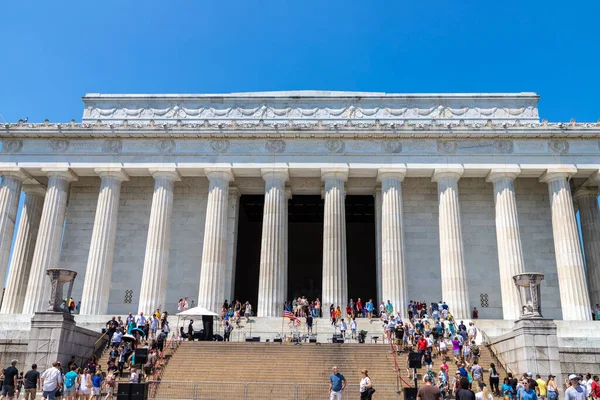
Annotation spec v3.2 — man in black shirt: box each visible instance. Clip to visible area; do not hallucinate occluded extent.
[2,360,19,400]
[106,317,119,348]
[23,364,40,400]
[456,377,476,400]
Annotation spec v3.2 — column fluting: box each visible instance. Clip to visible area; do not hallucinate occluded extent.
[23,169,78,314]
[374,188,383,306]
[257,168,288,316]
[0,169,29,286]
[540,169,591,320]
[138,169,180,314]
[198,168,233,313]
[432,168,470,319]
[378,168,408,318]
[80,169,129,315]
[574,187,600,310]
[321,168,348,309]
[0,185,45,314]
[487,169,526,320]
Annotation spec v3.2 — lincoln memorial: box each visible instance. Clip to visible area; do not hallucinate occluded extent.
[1,91,599,322]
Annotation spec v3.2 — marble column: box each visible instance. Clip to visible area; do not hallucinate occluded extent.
[23,169,78,314]
[374,188,383,306]
[284,188,291,303]
[574,186,600,309]
[257,168,288,316]
[377,168,408,318]
[198,168,233,313]
[321,168,348,309]
[0,168,29,286]
[0,185,45,314]
[224,187,240,304]
[487,168,526,320]
[432,168,470,319]
[138,169,180,314]
[540,168,591,320]
[80,169,129,315]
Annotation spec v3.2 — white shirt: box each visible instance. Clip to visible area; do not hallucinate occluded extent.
[41,367,63,391]
[359,377,371,393]
[340,321,347,331]
[112,331,123,343]
[136,315,146,326]
[351,321,357,330]
[129,372,138,383]
[475,392,494,400]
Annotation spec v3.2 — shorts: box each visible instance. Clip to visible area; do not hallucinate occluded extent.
[2,385,15,397]
[63,386,76,395]
[395,338,402,345]
[79,388,91,395]
[330,390,342,400]
[106,387,114,394]
[92,387,101,396]
[453,349,460,355]
[151,327,157,334]
[43,390,56,400]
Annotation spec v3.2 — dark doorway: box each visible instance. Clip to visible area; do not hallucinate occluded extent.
[233,194,376,308]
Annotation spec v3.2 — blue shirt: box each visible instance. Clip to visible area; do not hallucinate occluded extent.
[458,367,468,378]
[330,373,345,392]
[521,388,538,400]
[64,371,78,388]
[92,375,102,388]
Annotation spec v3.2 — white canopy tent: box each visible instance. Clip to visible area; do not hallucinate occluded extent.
[176,306,219,318]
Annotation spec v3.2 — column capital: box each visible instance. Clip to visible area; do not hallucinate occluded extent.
[573,186,599,201]
[584,170,600,186]
[321,167,349,181]
[41,168,78,182]
[22,184,46,197]
[149,168,181,181]
[229,185,241,197]
[539,166,577,183]
[431,167,464,183]
[285,187,293,199]
[486,167,521,183]
[260,168,289,182]
[94,168,130,182]
[204,167,234,182]
[377,167,407,182]
[0,167,32,181]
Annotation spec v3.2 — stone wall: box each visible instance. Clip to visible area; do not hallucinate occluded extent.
[559,347,600,378]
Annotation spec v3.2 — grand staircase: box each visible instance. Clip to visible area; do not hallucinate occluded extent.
[152,340,506,399]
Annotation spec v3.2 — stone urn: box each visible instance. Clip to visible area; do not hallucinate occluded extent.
[46,269,77,312]
[513,272,544,319]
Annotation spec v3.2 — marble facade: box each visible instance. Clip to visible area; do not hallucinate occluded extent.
[0,91,599,320]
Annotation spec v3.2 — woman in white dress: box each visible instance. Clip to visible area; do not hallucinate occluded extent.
[78,368,92,400]
[360,369,374,400]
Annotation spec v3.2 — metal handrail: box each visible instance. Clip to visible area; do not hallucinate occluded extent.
[149,333,180,398]
[480,329,513,375]
[388,337,412,389]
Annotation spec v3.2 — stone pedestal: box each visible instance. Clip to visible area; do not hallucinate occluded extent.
[490,319,561,379]
[25,312,105,373]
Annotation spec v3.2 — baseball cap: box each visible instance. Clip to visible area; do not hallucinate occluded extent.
[527,372,533,377]
[568,374,579,381]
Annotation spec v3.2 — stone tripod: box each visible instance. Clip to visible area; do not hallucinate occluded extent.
[80,169,129,315]
[322,169,349,309]
[487,169,526,321]
[574,186,600,308]
[378,168,408,318]
[433,168,470,320]
[540,169,592,321]
[198,168,233,314]
[257,168,288,317]
[138,169,180,314]
[23,169,78,314]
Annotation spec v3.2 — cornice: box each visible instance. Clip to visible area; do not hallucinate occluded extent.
[2,120,600,140]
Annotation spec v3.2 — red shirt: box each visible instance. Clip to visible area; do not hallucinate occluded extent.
[418,339,427,351]
[592,381,600,397]
[356,301,362,310]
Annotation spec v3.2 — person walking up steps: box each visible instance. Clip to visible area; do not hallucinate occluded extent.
[329,366,346,400]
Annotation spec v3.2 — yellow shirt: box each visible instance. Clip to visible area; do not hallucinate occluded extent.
[537,379,547,396]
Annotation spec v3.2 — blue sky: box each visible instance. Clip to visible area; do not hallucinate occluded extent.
[1,0,599,123]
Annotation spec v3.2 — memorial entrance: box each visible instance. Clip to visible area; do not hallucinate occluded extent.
[234,194,376,311]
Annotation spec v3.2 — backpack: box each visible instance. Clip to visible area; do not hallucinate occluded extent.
[471,344,480,356]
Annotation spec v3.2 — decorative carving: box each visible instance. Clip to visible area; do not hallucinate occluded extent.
[325,139,345,153]
[265,139,286,153]
[381,139,402,153]
[51,139,70,152]
[494,140,514,154]
[156,139,176,154]
[211,139,230,153]
[102,139,123,153]
[437,140,458,154]
[549,140,569,154]
[3,140,23,153]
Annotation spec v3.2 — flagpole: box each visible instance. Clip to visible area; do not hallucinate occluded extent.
[281,312,284,345]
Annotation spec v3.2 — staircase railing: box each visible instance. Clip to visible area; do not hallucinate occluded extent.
[388,338,412,390]
[480,329,513,375]
[149,333,180,398]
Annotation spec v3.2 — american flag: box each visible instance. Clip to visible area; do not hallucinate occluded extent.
[283,310,301,325]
